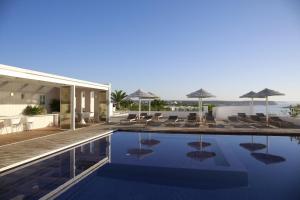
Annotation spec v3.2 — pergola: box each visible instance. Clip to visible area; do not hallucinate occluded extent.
[0,64,111,131]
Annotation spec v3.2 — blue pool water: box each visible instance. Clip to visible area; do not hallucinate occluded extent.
[1,131,300,200]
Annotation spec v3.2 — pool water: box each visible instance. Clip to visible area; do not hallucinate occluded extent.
[1,131,300,200]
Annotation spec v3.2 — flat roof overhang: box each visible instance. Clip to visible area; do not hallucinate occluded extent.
[0,64,110,91]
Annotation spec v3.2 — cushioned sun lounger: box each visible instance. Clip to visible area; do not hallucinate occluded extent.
[120,114,137,124]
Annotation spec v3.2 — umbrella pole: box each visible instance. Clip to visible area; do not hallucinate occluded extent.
[266,136,269,154]
[251,97,254,115]
[266,96,269,126]
[139,99,142,119]
[199,98,203,122]
[139,133,141,150]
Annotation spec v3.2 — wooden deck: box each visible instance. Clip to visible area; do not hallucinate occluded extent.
[0,127,61,147]
[0,125,114,173]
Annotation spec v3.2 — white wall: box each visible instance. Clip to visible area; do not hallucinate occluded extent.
[0,88,59,116]
[0,114,58,134]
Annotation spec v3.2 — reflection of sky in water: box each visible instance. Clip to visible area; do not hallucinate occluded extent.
[2,131,300,200]
[59,132,300,200]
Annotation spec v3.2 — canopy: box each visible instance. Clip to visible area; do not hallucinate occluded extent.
[240,91,257,115]
[240,91,257,98]
[255,88,284,125]
[255,88,284,98]
[127,89,153,119]
[187,89,215,121]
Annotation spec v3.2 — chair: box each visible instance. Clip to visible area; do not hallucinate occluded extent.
[237,113,253,123]
[154,113,163,120]
[24,117,34,131]
[83,112,95,123]
[0,120,6,134]
[140,113,148,119]
[185,113,198,127]
[164,115,179,126]
[187,113,197,122]
[204,113,216,125]
[120,114,137,124]
[138,115,153,125]
[10,117,22,132]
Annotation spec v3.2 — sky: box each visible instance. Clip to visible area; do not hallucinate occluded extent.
[0,0,300,101]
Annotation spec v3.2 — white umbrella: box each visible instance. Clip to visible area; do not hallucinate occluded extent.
[240,91,257,115]
[127,89,153,119]
[255,88,284,126]
[186,89,215,121]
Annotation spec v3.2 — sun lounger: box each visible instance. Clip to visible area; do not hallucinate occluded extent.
[140,113,148,119]
[137,115,153,124]
[154,113,163,120]
[187,113,197,122]
[228,116,239,122]
[185,113,198,127]
[120,114,137,124]
[204,113,215,125]
[237,113,256,123]
[164,115,179,126]
[269,117,300,128]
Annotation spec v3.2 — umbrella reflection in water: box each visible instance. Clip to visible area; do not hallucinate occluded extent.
[240,135,266,152]
[251,136,286,165]
[127,133,153,159]
[140,133,160,147]
[187,135,216,161]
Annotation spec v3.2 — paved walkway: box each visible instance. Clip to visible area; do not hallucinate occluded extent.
[0,125,114,173]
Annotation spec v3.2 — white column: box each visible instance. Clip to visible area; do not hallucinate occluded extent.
[70,85,76,130]
[90,91,95,113]
[106,84,111,123]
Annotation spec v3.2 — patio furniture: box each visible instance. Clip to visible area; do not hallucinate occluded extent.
[204,113,216,125]
[24,117,34,131]
[120,114,137,124]
[0,120,6,134]
[269,117,299,128]
[10,117,22,133]
[237,113,253,123]
[138,115,153,125]
[228,116,239,122]
[185,113,198,127]
[82,112,95,123]
[164,115,179,126]
[140,113,148,119]
[154,113,163,120]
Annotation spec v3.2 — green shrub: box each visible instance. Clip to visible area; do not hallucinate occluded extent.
[23,105,47,116]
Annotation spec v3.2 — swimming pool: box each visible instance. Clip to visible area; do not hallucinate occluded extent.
[1,131,300,200]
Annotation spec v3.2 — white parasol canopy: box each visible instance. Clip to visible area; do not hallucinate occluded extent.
[254,88,284,125]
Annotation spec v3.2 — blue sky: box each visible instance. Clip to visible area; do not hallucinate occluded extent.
[0,0,300,100]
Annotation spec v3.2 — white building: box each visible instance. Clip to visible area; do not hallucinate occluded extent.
[0,64,111,134]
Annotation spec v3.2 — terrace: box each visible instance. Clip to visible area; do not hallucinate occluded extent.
[0,64,111,135]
